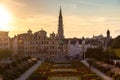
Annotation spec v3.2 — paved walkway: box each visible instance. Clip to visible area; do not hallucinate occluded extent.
[16,61,41,80]
[81,60,113,80]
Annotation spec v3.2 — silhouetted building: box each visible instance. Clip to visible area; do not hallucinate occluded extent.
[11,7,67,60]
[106,29,111,48]
[107,29,110,38]
[0,31,10,50]
[10,7,113,60]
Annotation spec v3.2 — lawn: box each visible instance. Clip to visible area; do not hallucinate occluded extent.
[114,49,120,58]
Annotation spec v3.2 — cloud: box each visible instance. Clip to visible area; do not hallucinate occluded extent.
[3,0,26,7]
[115,29,120,33]
[1,0,119,38]
[70,4,77,9]
[8,14,120,38]
[97,17,106,22]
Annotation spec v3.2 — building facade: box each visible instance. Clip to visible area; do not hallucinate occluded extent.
[12,8,67,60]
[0,31,10,50]
[24,29,67,60]
[67,38,97,59]
[10,8,112,60]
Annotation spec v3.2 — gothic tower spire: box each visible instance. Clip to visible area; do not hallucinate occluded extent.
[59,6,62,19]
[107,29,110,38]
[57,6,64,39]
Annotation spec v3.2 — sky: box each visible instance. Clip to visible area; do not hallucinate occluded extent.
[0,0,120,38]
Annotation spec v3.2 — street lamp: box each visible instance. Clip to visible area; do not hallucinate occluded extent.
[82,44,85,60]
[82,38,86,60]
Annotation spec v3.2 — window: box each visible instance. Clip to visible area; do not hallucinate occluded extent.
[0,43,2,46]
[32,42,34,45]
[41,41,43,45]
[47,41,49,44]
[52,42,54,44]
[36,42,38,44]
[33,47,34,49]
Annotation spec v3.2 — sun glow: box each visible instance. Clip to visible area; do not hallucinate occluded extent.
[0,4,12,30]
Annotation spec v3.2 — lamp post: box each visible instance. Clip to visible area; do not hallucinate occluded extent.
[108,47,111,62]
[82,44,85,60]
[82,38,85,60]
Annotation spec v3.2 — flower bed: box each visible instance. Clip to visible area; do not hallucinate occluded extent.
[48,77,81,80]
[82,73,102,80]
[51,69,77,72]
[53,63,71,67]
[27,61,103,80]
[87,59,120,80]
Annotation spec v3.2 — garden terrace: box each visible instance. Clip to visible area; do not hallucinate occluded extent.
[88,59,120,80]
[27,61,103,80]
[0,57,37,80]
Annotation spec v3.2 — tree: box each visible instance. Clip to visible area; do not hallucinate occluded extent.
[0,49,12,60]
[85,48,104,60]
[112,36,120,49]
[86,47,119,62]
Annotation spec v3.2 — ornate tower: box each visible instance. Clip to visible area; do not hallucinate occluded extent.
[107,29,110,38]
[57,7,64,39]
[106,29,111,48]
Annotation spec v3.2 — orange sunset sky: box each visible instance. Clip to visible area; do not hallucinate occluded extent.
[0,0,120,38]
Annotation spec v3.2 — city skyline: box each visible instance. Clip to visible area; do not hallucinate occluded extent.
[0,0,120,38]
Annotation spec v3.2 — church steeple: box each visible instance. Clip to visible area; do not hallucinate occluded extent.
[59,7,62,19]
[57,6,64,39]
[107,29,110,38]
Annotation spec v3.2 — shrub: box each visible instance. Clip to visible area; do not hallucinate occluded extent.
[113,74,120,80]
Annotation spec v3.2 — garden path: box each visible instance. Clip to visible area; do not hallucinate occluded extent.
[81,60,113,80]
[16,61,41,80]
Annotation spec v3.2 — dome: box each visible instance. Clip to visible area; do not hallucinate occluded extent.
[51,32,55,36]
[34,29,47,39]
[50,32,55,38]
[39,30,47,36]
[27,29,32,34]
[35,29,47,35]
[39,30,46,33]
